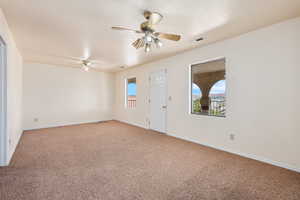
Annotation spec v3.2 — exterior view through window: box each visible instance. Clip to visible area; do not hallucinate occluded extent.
[191,58,226,117]
[126,77,136,108]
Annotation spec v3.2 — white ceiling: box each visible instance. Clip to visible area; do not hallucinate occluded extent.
[1,0,300,72]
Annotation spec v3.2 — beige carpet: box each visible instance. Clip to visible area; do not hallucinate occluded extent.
[1,121,300,200]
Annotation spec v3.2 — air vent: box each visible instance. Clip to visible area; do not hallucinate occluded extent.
[195,37,204,42]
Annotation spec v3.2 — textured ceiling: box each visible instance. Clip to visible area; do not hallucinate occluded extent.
[1,0,300,71]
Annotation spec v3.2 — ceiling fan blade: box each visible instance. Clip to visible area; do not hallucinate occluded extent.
[149,12,163,26]
[154,32,181,41]
[90,60,105,65]
[132,39,139,49]
[112,26,142,34]
[137,39,145,49]
[132,39,145,49]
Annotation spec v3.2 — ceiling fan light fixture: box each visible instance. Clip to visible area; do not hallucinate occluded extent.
[144,33,153,43]
[112,11,181,53]
[145,43,151,53]
[154,38,163,48]
[84,60,92,66]
[82,65,90,72]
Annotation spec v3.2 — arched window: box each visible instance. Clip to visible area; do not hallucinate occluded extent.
[192,83,202,113]
[209,80,226,116]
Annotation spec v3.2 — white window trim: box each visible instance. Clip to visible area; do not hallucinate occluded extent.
[0,36,7,166]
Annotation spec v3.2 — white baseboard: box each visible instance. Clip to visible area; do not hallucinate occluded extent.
[168,133,300,173]
[114,119,148,129]
[23,120,112,131]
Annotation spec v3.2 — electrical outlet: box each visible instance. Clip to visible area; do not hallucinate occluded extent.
[34,118,39,122]
[229,134,235,141]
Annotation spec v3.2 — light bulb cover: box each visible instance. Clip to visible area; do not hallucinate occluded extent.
[144,33,153,43]
[82,66,89,72]
[154,38,163,48]
[145,43,151,53]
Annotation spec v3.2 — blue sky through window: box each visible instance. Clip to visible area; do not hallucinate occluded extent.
[192,80,225,95]
[210,80,226,94]
[192,83,202,95]
[128,83,136,96]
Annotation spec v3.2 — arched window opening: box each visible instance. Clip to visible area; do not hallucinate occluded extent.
[209,80,226,117]
[192,83,202,113]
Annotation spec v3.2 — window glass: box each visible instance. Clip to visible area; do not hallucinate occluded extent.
[126,78,136,108]
[191,58,226,117]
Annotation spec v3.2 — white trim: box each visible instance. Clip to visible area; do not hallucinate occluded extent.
[124,78,128,108]
[7,130,22,164]
[0,36,7,166]
[23,120,111,131]
[190,56,226,67]
[124,76,137,109]
[188,64,192,114]
[168,133,300,173]
[115,119,148,130]
[189,57,227,117]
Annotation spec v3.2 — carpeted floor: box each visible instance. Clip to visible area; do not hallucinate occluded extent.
[0,121,300,200]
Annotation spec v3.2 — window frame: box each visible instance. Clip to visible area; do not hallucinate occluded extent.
[189,57,227,118]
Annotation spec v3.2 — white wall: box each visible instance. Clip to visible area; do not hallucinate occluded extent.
[0,8,23,165]
[23,62,115,130]
[114,17,300,171]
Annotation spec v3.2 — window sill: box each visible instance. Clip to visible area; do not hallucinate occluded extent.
[190,112,226,118]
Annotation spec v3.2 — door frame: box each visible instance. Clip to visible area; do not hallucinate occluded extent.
[148,68,168,133]
[0,35,7,166]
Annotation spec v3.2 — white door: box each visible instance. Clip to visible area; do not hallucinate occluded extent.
[149,69,167,133]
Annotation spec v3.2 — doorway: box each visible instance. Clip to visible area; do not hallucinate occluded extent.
[149,69,167,133]
[0,36,7,166]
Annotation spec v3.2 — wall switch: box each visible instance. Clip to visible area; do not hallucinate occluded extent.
[34,118,39,122]
[229,134,235,141]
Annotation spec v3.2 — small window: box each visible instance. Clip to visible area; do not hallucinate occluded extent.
[126,77,136,108]
[191,58,226,117]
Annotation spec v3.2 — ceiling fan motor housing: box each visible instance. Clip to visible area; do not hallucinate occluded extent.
[140,21,155,32]
[143,10,152,20]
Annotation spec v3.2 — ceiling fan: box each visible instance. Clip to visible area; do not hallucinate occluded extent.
[112,10,181,53]
[64,56,104,72]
